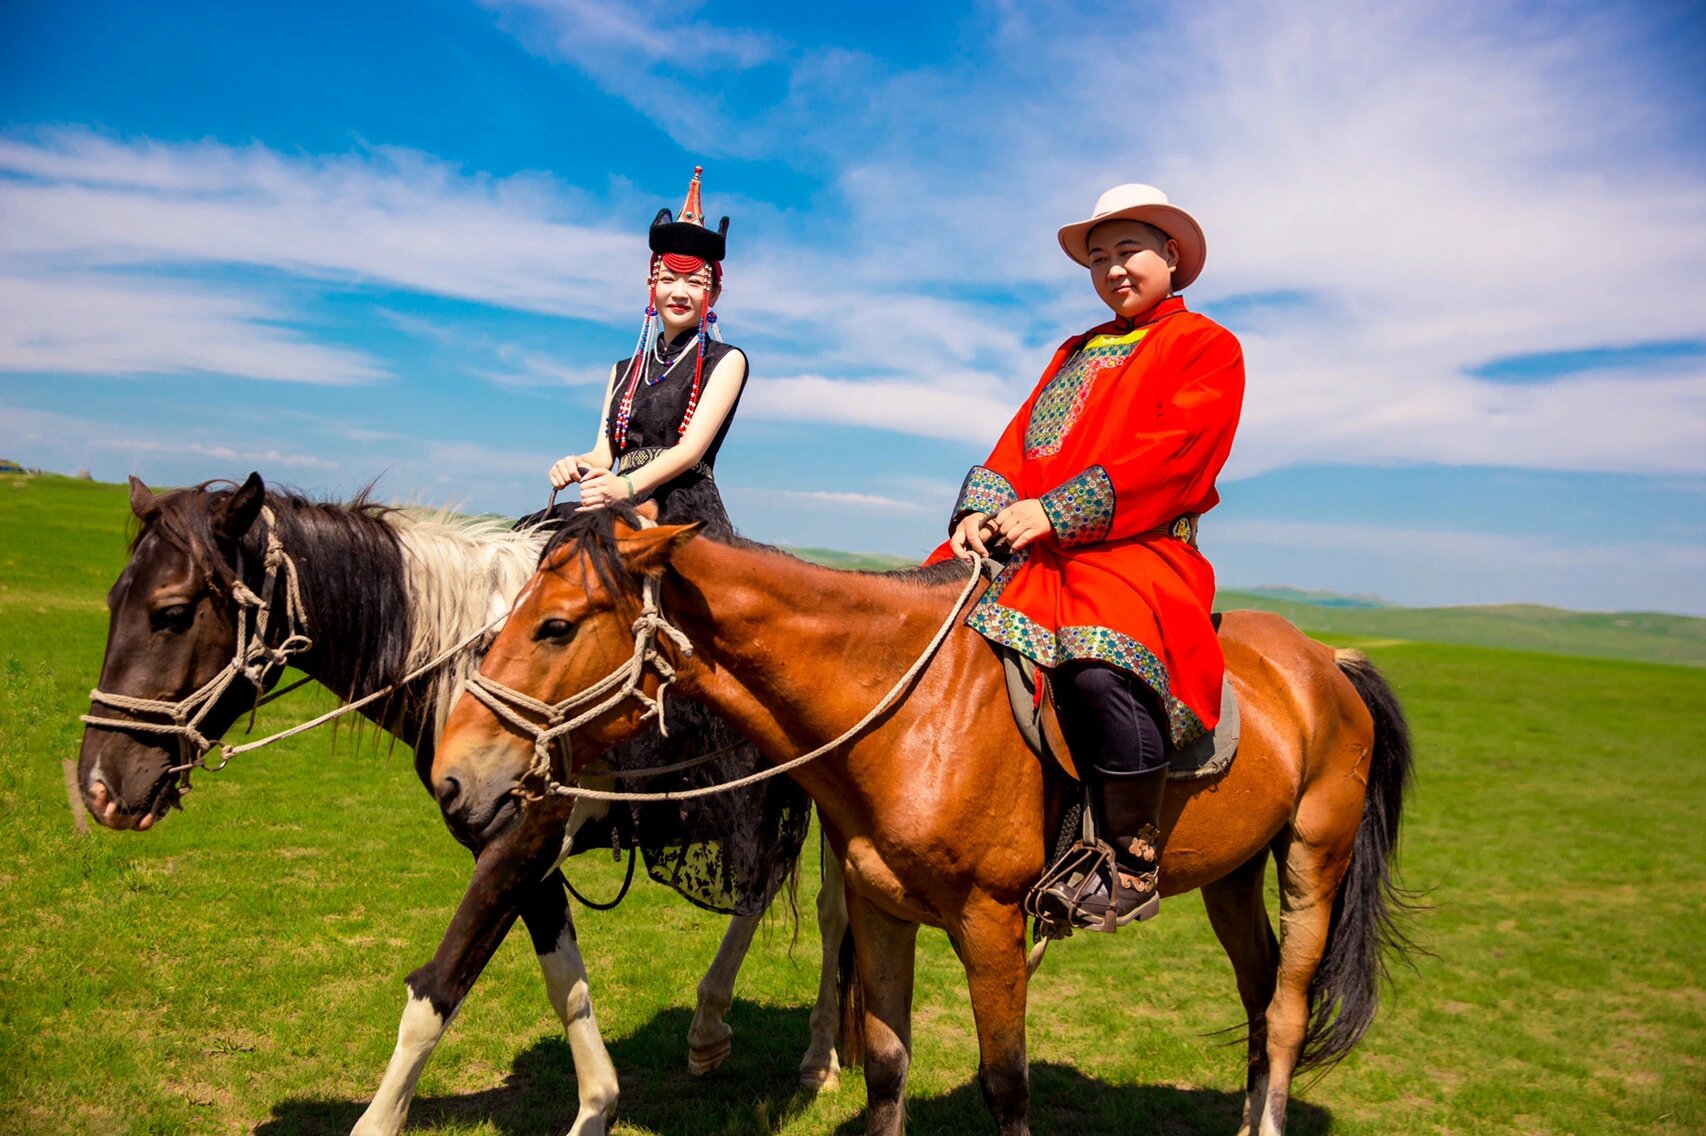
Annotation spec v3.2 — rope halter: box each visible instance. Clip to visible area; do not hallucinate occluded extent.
[461,573,695,803]
[80,507,313,784]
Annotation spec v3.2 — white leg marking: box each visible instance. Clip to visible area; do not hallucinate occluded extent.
[687,915,758,1076]
[799,854,847,1092]
[1237,1070,1269,1136]
[539,925,618,1136]
[351,993,453,1136]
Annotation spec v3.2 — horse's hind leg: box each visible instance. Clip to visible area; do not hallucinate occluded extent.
[799,851,848,1091]
[687,913,758,1075]
[685,853,846,1090]
[848,893,919,1136]
[1201,849,1279,1136]
[1259,826,1355,1136]
[527,872,619,1136]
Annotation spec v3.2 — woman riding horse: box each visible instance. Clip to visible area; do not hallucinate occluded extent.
[540,167,811,920]
[940,183,1244,929]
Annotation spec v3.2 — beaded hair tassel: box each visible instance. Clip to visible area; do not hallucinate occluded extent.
[610,296,657,452]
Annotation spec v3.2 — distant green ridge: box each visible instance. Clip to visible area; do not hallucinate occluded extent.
[1216,589,1706,668]
[6,473,1700,668]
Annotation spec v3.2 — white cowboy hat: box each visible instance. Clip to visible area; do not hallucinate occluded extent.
[1057,183,1207,290]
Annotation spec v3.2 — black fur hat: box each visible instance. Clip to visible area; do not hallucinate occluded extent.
[648,167,728,262]
[648,209,729,261]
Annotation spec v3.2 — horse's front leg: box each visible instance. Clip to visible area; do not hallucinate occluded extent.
[526,871,619,1135]
[799,851,848,1091]
[955,895,1032,1136]
[351,808,568,1136]
[848,891,918,1136]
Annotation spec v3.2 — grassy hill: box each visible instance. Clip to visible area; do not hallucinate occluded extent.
[1216,588,1706,668]
[0,470,1703,1134]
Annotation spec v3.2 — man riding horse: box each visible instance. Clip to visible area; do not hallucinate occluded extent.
[938,183,1244,929]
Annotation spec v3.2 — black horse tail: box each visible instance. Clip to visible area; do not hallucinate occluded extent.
[836,924,865,1067]
[1299,648,1424,1072]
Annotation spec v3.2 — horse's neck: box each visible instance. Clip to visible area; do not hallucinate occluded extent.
[667,539,975,808]
[256,498,429,744]
[259,500,547,752]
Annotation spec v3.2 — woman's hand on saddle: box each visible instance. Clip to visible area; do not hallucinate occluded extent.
[577,469,633,511]
[989,499,1054,552]
[548,456,589,490]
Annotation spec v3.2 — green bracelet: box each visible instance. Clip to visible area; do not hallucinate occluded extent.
[621,475,636,499]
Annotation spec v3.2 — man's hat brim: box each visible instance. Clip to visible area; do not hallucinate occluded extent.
[1057,199,1206,290]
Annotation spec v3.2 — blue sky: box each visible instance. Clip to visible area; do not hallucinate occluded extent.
[3,0,1704,614]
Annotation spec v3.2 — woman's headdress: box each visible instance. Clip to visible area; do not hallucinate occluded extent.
[613,167,730,449]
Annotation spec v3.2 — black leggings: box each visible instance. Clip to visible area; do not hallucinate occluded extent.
[1054,661,1167,775]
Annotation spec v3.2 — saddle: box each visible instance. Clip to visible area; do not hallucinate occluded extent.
[999,643,1241,782]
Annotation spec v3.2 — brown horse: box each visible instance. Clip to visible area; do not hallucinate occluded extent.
[431,507,1415,1136]
[75,476,848,1136]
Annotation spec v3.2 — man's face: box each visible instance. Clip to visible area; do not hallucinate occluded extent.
[1086,219,1179,320]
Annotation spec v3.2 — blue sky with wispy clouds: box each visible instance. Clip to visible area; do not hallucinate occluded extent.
[3,0,1704,613]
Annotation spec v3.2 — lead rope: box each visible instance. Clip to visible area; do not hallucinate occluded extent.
[464,554,998,806]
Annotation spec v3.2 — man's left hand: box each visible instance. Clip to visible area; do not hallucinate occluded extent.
[989,499,1053,551]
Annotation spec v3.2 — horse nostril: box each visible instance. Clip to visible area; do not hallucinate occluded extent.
[435,775,463,811]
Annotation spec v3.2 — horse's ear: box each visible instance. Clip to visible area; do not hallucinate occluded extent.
[128,476,156,519]
[634,500,660,523]
[214,471,266,542]
[616,522,701,574]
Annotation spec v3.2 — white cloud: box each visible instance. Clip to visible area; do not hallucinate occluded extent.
[0,273,386,383]
[3,0,1704,487]
[730,487,933,515]
[0,404,340,473]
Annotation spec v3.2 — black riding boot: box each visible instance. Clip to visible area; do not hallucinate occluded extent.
[1068,763,1169,931]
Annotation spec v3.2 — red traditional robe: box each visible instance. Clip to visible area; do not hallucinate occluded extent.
[932,295,1244,746]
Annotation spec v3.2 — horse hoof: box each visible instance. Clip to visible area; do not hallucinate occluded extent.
[687,1036,732,1076]
[799,1065,840,1093]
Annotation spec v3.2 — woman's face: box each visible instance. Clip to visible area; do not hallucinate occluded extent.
[1086,219,1178,320]
[652,264,719,335]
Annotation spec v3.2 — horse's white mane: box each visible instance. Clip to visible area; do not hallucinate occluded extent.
[385,507,551,737]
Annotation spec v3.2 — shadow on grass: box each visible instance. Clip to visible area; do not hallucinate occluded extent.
[834,1062,1332,1136]
[257,1002,1331,1135]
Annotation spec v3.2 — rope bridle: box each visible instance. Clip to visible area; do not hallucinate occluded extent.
[463,550,996,806]
[80,507,312,784]
[78,506,505,791]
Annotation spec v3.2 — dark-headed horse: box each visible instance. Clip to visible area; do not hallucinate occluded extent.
[76,475,846,1136]
[430,508,1416,1136]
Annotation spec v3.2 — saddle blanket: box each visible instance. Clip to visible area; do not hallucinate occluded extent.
[1001,644,1239,781]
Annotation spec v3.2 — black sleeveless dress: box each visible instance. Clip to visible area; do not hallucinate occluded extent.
[598,332,811,916]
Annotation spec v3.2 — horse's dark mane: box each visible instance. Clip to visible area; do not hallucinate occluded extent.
[138,481,414,704]
[538,503,969,589]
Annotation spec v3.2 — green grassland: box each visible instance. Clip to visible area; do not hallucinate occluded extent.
[1,474,1702,1135]
[1215,590,1706,669]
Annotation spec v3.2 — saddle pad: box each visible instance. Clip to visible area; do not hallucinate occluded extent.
[1001,646,1239,782]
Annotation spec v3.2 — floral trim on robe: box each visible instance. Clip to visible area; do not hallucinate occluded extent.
[965,549,1209,746]
[952,465,1018,525]
[1038,465,1114,546]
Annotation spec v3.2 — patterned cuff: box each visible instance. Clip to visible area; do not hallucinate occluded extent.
[1040,465,1115,547]
[951,465,1018,528]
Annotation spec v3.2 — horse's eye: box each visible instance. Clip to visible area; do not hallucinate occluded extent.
[535,618,574,642]
[152,604,194,632]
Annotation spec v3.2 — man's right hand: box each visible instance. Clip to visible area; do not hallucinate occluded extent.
[949,512,996,561]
